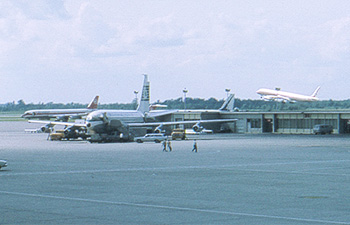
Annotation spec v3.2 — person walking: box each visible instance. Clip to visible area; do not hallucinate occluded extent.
[167,139,172,152]
[192,139,198,152]
[162,140,168,152]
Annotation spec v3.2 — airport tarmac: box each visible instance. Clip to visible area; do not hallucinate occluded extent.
[1,121,350,224]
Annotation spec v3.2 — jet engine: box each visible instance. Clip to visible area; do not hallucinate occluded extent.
[63,126,88,140]
[40,124,53,133]
[154,124,165,133]
[56,116,69,122]
[192,122,204,132]
[64,127,75,135]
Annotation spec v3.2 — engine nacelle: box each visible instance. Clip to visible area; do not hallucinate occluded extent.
[154,125,165,133]
[64,128,73,135]
[71,115,82,119]
[64,125,86,134]
[192,122,204,132]
[56,116,69,122]
[40,125,53,133]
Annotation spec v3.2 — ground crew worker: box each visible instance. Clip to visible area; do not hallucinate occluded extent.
[192,139,198,152]
[167,140,172,151]
[162,140,167,152]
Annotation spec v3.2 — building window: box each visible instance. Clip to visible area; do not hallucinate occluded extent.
[277,118,338,129]
[249,119,261,128]
[304,114,311,118]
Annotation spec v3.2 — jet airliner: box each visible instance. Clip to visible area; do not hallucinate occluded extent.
[256,86,320,103]
[22,96,99,121]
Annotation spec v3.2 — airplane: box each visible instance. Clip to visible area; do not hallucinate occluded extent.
[0,159,7,169]
[149,104,167,111]
[22,95,99,122]
[22,95,99,133]
[29,75,236,142]
[256,86,320,103]
[144,93,235,133]
[148,92,235,114]
[146,93,235,121]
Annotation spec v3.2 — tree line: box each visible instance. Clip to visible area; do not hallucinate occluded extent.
[2,98,350,113]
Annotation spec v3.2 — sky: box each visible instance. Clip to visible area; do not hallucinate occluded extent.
[1,0,350,104]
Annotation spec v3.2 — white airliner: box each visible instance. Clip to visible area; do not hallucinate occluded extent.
[256,86,320,103]
[29,75,236,142]
[22,96,99,121]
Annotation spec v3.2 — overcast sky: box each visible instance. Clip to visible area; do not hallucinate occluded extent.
[1,0,350,104]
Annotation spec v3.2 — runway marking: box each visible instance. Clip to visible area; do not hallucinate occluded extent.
[235,168,350,177]
[0,190,348,224]
[1,159,350,177]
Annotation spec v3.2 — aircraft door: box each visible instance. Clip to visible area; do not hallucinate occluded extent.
[340,119,350,134]
[263,119,273,133]
[247,120,251,133]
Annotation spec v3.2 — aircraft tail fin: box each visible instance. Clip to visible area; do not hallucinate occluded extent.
[219,94,235,111]
[137,74,150,114]
[311,86,321,97]
[87,96,99,109]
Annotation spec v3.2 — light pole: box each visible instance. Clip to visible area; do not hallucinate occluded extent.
[134,91,139,109]
[183,88,188,110]
[225,89,231,98]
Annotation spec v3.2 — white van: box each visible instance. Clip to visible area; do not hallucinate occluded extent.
[313,124,333,135]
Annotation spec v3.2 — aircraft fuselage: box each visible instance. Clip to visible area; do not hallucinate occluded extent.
[256,88,319,102]
[22,109,95,119]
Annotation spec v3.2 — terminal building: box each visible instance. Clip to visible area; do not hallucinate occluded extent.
[162,110,350,134]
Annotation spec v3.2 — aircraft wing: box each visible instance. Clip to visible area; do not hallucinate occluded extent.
[29,118,236,134]
[53,113,88,117]
[29,118,236,127]
[147,110,179,118]
[276,95,291,101]
[128,118,237,127]
[28,120,86,127]
[263,95,291,102]
[48,113,86,122]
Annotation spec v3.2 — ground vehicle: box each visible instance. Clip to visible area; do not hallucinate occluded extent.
[49,130,66,141]
[171,128,186,140]
[0,160,7,169]
[134,133,168,143]
[49,129,89,141]
[313,124,333,135]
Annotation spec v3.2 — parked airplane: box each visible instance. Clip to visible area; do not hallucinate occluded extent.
[29,75,236,142]
[22,96,99,133]
[256,87,320,103]
[22,96,99,121]
[148,93,235,115]
[145,93,235,132]
[149,104,167,111]
[84,110,236,142]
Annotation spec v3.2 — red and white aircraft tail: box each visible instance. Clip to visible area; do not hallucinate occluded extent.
[311,86,321,98]
[87,96,99,109]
